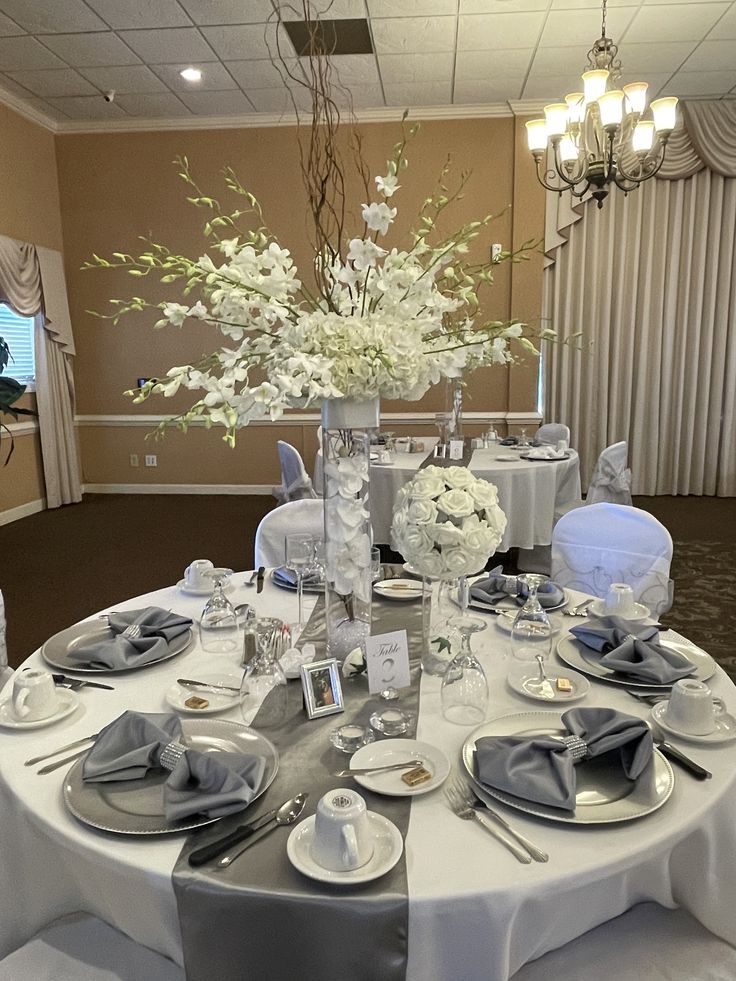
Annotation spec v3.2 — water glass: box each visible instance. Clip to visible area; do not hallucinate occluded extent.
[199,575,239,653]
[286,533,314,635]
[509,574,552,689]
[239,617,288,727]
[370,546,382,582]
[441,621,488,725]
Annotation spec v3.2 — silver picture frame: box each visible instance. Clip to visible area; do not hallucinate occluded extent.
[300,658,344,719]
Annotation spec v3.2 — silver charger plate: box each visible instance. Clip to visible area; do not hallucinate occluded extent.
[462,711,674,825]
[42,621,193,674]
[270,568,324,594]
[556,635,716,689]
[63,718,279,835]
[520,452,572,461]
[466,577,567,616]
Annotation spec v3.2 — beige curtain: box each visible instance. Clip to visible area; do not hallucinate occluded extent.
[543,101,736,496]
[0,235,42,315]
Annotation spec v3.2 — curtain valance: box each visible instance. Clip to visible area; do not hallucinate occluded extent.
[0,235,43,317]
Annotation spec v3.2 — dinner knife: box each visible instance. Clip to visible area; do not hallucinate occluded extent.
[656,741,712,780]
[52,674,115,691]
[188,807,279,866]
[177,678,240,696]
[256,566,265,594]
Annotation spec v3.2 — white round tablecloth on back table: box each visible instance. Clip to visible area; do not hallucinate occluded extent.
[370,445,582,550]
[1,576,735,981]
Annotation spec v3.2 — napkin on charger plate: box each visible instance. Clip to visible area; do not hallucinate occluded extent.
[273,566,322,587]
[475,707,653,811]
[570,618,694,684]
[69,607,193,670]
[470,566,565,609]
[83,711,266,821]
[499,436,519,446]
[522,446,568,460]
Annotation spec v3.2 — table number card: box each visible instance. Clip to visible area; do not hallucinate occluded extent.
[365,630,411,694]
[449,439,464,460]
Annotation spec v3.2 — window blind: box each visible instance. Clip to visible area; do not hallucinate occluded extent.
[0,303,35,381]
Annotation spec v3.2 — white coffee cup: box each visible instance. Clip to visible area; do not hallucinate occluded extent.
[184,559,214,588]
[603,583,637,618]
[665,679,725,735]
[12,669,60,722]
[310,788,374,872]
[556,439,569,453]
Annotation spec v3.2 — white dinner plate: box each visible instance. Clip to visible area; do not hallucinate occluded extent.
[588,599,651,622]
[42,622,193,674]
[556,634,716,689]
[506,665,590,703]
[651,702,736,745]
[462,712,674,825]
[165,672,241,714]
[373,578,423,601]
[0,688,80,730]
[349,738,450,797]
[287,812,403,885]
[63,718,279,835]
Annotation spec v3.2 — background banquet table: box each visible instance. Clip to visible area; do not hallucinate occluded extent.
[1,574,735,981]
[370,443,582,550]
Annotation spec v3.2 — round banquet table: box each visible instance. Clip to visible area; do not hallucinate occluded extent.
[370,444,582,550]
[1,574,736,981]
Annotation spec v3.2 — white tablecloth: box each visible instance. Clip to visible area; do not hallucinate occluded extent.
[370,445,582,550]
[1,576,735,980]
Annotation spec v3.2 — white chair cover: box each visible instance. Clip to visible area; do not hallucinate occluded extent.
[272,441,317,503]
[511,903,736,981]
[586,440,632,505]
[254,499,325,568]
[0,914,184,980]
[551,503,674,615]
[535,423,571,446]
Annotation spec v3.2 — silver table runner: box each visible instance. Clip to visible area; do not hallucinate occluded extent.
[173,596,424,981]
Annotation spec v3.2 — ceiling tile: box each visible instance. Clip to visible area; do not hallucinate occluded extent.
[550,0,635,7]
[79,65,168,94]
[624,4,730,43]
[455,48,533,81]
[247,85,313,112]
[151,61,238,90]
[201,23,290,60]
[378,51,455,83]
[0,36,65,70]
[453,78,521,102]
[279,0,366,18]
[0,12,24,36]
[669,69,736,94]
[369,0,456,15]
[119,27,216,63]
[42,32,141,67]
[225,58,305,90]
[384,79,452,104]
[0,0,106,34]
[0,72,32,96]
[178,88,254,113]
[457,12,547,50]
[46,94,126,118]
[615,40,697,73]
[540,7,638,47]
[521,72,585,99]
[320,82,384,108]
[84,0,192,30]
[707,4,736,39]
[528,45,587,75]
[6,67,97,97]
[178,0,274,24]
[460,0,547,11]
[25,97,70,120]
[331,53,381,85]
[371,16,457,54]
[114,91,191,115]
[681,39,735,70]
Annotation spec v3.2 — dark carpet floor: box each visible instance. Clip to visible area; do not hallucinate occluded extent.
[1,493,734,680]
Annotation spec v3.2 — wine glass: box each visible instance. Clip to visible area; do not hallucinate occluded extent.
[434,412,449,446]
[519,428,530,448]
[239,618,288,728]
[450,575,487,634]
[370,545,383,583]
[509,574,552,694]
[199,574,239,653]
[441,619,488,725]
[285,533,313,635]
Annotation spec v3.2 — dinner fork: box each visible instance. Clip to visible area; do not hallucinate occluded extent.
[563,598,594,617]
[444,781,531,864]
[451,778,549,863]
[122,624,142,640]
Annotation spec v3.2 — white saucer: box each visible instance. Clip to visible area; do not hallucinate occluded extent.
[349,738,450,797]
[177,572,234,597]
[0,688,80,729]
[165,673,241,714]
[507,664,590,703]
[287,812,403,885]
[588,599,651,622]
[651,701,736,744]
[373,578,423,602]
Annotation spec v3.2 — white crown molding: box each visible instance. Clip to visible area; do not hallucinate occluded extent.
[0,497,46,526]
[75,410,536,428]
[4,419,39,436]
[83,482,270,495]
[0,85,56,131]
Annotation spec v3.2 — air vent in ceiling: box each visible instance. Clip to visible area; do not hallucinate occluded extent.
[284,18,373,56]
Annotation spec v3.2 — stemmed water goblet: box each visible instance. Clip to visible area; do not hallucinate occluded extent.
[441,614,488,725]
[509,574,553,694]
[286,533,314,636]
[239,617,288,727]
[199,574,239,653]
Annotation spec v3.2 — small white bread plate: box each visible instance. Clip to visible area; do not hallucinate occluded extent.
[350,738,450,797]
[373,578,423,602]
[287,812,403,884]
[588,600,651,622]
[0,688,80,730]
[165,672,241,715]
[507,665,590,704]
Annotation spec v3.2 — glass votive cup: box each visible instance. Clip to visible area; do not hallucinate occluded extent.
[329,724,376,754]
[369,707,415,736]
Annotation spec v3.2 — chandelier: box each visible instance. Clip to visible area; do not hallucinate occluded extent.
[526,0,678,208]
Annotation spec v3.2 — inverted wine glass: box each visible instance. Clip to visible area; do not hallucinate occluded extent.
[199,574,239,653]
[509,574,552,694]
[286,533,313,635]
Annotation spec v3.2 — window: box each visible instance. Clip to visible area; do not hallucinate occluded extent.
[0,303,35,383]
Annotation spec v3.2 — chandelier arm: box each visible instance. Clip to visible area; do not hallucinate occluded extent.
[550,145,590,187]
[615,141,668,185]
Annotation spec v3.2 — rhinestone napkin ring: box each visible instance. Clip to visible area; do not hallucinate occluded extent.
[160,741,187,772]
[561,734,588,762]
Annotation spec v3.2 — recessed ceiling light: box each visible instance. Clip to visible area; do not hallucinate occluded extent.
[179,67,202,83]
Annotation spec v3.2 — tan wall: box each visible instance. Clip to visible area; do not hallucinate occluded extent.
[0,104,64,519]
[56,116,545,489]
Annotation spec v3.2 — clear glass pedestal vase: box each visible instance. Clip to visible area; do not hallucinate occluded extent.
[321,397,379,662]
[421,576,457,676]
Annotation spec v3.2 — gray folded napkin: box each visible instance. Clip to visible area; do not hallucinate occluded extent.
[83,711,266,821]
[570,618,694,684]
[475,707,653,811]
[470,566,565,609]
[499,437,519,446]
[69,607,193,670]
[274,566,322,586]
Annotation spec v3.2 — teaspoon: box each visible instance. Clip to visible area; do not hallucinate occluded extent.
[217,793,308,868]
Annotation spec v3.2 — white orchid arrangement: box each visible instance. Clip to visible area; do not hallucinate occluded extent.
[391,465,507,580]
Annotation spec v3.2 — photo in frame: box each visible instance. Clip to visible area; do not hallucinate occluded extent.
[300,658,345,719]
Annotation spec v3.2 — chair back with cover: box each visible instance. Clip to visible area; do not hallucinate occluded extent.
[535,423,571,446]
[273,441,317,503]
[254,499,324,568]
[551,502,674,615]
[585,440,632,506]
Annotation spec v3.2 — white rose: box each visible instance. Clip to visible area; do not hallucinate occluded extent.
[403,524,434,556]
[442,546,475,576]
[432,521,465,546]
[437,488,475,519]
[407,498,438,524]
[412,551,444,578]
[468,478,500,509]
[391,508,408,542]
[463,525,496,555]
[443,466,474,489]
[410,474,446,500]
[482,503,507,536]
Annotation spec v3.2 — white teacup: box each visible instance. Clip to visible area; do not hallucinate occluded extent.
[184,559,214,588]
[12,670,60,722]
[556,439,569,453]
[603,583,637,618]
[310,788,374,872]
[665,679,726,735]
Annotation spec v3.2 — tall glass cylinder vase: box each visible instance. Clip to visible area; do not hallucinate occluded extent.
[445,377,464,441]
[321,397,379,661]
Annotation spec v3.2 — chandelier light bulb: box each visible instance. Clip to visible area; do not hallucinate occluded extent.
[632,120,655,154]
[651,96,679,133]
[597,89,625,128]
[623,81,648,115]
[582,69,609,104]
[525,118,548,152]
[565,92,585,126]
[544,103,569,138]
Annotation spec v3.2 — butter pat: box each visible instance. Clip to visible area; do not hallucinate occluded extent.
[184,695,209,710]
[401,765,432,787]
[556,677,572,693]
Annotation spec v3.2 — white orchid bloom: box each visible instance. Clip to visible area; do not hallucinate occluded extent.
[361,201,397,236]
[375,173,400,198]
[347,238,388,270]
